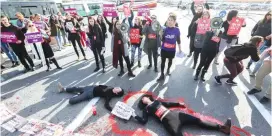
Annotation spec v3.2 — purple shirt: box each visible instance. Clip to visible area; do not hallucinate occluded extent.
[161,27,180,52]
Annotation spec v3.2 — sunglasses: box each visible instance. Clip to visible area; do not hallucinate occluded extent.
[151,17,156,19]
[28,25,34,27]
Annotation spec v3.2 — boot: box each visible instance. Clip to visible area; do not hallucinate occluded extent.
[102,68,106,73]
[154,67,158,72]
[11,61,16,67]
[128,71,135,77]
[138,61,141,67]
[200,69,207,81]
[118,69,125,76]
[166,68,171,75]
[51,58,62,69]
[131,61,134,67]
[246,62,252,69]
[1,65,6,69]
[45,59,51,72]
[15,61,20,66]
[187,52,192,57]
[147,64,152,69]
[157,74,165,82]
[220,118,231,135]
[93,67,100,72]
[192,63,196,69]
[194,69,201,80]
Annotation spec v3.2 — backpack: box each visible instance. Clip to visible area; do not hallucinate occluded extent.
[224,44,249,60]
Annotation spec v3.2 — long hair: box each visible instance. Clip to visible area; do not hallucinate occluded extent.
[201,10,210,19]
[113,21,123,40]
[49,15,57,26]
[88,16,97,31]
[227,10,238,21]
[138,94,155,110]
[249,36,263,46]
[261,11,272,24]
[97,15,104,24]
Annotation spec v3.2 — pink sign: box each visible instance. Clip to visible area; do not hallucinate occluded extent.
[1,32,17,43]
[25,32,43,43]
[196,18,210,34]
[194,0,206,5]
[227,17,245,36]
[64,8,77,16]
[123,4,131,17]
[137,8,150,16]
[103,4,118,17]
[33,22,43,29]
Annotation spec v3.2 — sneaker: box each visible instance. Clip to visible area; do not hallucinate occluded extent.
[58,82,65,93]
[77,57,80,61]
[84,57,88,60]
[23,68,31,73]
[259,96,270,103]
[246,66,250,69]
[220,118,231,135]
[93,67,100,72]
[147,65,152,69]
[166,70,171,75]
[192,64,196,69]
[214,61,219,65]
[156,75,165,82]
[1,65,6,69]
[128,72,135,77]
[247,88,261,95]
[15,62,20,66]
[118,70,125,76]
[250,73,256,77]
[214,76,222,84]
[102,68,106,73]
[187,53,192,57]
[225,80,237,85]
[154,67,158,72]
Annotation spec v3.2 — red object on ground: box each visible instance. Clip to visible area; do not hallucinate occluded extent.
[93,106,97,116]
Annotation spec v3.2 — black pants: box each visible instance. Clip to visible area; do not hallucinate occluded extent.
[92,47,105,68]
[193,48,202,66]
[189,36,195,54]
[10,44,34,69]
[119,52,132,72]
[71,35,85,57]
[196,51,217,71]
[65,86,95,105]
[147,47,158,67]
[161,57,173,75]
[162,111,220,136]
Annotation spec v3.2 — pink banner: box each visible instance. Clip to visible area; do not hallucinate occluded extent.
[33,22,43,29]
[1,32,17,43]
[123,5,131,17]
[25,32,43,43]
[194,0,206,5]
[227,17,245,36]
[196,18,210,34]
[64,8,77,16]
[103,4,118,17]
[137,8,150,16]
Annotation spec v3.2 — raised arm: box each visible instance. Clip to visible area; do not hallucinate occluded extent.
[104,16,112,26]
[133,109,149,125]
[204,3,210,10]
[191,2,196,16]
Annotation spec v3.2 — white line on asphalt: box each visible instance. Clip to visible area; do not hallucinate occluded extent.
[236,79,271,127]
[65,97,100,132]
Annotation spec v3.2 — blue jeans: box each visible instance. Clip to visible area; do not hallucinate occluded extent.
[252,51,271,74]
[54,35,62,50]
[247,41,268,67]
[1,42,18,62]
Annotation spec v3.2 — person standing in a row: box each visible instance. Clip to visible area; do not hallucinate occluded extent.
[104,16,119,34]
[130,16,143,67]
[49,15,63,51]
[57,12,69,46]
[87,17,106,73]
[15,12,30,33]
[97,15,107,43]
[1,16,34,73]
[0,41,19,67]
[157,15,181,81]
[64,13,86,61]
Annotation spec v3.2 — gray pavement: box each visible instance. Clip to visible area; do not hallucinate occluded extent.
[1,4,271,136]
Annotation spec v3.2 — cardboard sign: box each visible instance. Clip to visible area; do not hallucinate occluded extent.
[211,36,220,43]
[196,18,210,34]
[25,32,43,43]
[1,32,17,43]
[33,22,44,29]
[137,8,150,16]
[227,17,245,36]
[64,8,77,16]
[130,28,140,44]
[111,101,135,120]
[103,4,118,17]
[123,4,131,17]
[1,115,28,133]
[194,0,206,5]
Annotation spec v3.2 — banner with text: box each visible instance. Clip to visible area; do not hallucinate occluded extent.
[227,17,245,36]
[64,8,77,16]
[25,32,43,43]
[1,32,17,43]
[137,7,150,16]
[103,4,118,17]
[111,101,135,120]
[196,18,211,34]
[130,28,140,44]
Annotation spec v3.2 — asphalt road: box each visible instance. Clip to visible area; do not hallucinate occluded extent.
[1,4,271,136]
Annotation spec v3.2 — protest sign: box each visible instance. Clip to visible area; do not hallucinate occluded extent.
[1,115,28,133]
[130,28,140,44]
[64,8,77,16]
[111,101,135,120]
[33,22,44,29]
[196,18,210,34]
[25,32,43,43]
[123,4,131,17]
[227,17,245,36]
[1,32,17,43]
[137,8,150,16]
[194,0,206,5]
[103,4,118,17]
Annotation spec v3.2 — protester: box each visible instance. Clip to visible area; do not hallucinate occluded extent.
[190,10,210,69]
[247,11,271,71]
[1,16,34,73]
[157,15,181,82]
[130,16,143,67]
[247,47,271,103]
[76,15,87,49]
[57,12,69,46]
[122,7,134,29]
[15,12,30,33]
[164,12,179,27]
[87,17,106,73]
[112,20,135,77]
[0,41,19,67]
[97,15,107,42]
[187,2,209,57]
[104,16,119,34]
[27,21,62,71]
[143,15,160,72]
[64,13,86,60]
[214,36,263,85]
[214,10,246,64]
[132,94,232,136]
[57,82,124,111]
[29,15,35,21]
[33,14,50,31]
[194,29,220,81]
[49,15,63,51]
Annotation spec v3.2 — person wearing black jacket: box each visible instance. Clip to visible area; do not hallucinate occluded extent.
[104,16,119,34]
[1,16,34,73]
[49,15,63,51]
[64,13,86,60]
[97,15,107,42]
[187,2,209,57]
[194,30,220,81]
[132,94,232,136]
[87,17,106,73]
[57,12,69,46]
[130,17,143,67]
[122,9,134,29]
[214,36,263,85]
[57,82,124,111]
[247,11,271,69]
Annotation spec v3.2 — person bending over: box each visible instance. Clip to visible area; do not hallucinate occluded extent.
[132,94,231,136]
[58,83,124,111]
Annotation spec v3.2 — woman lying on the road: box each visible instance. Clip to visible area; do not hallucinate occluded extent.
[132,94,231,136]
[57,83,124,111]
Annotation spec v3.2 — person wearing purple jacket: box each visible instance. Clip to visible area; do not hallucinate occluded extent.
[157,15,182,82]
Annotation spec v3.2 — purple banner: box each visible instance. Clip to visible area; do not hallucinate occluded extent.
[24,32,43,43]
[1,32,17,43]
[34,22,44,29]
[137,8,150,16]
[103,4,118,17]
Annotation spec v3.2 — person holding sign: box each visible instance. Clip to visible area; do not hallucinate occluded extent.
[112,20,135,77]
[33,14,49,31]
[104,16,119,34]
[97,15,107,42]
[122,6,134,29]
[132,94,232,136]
[187,2,209,57]
[157,15,182,82]
[49,15,63,51]
[57,83,124,111]
[190,10,210,69]
[1,16,35,73]
[64,13,87,61]
[130,17,143,67]
[87,17,106,73]
[214,10,246,65]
